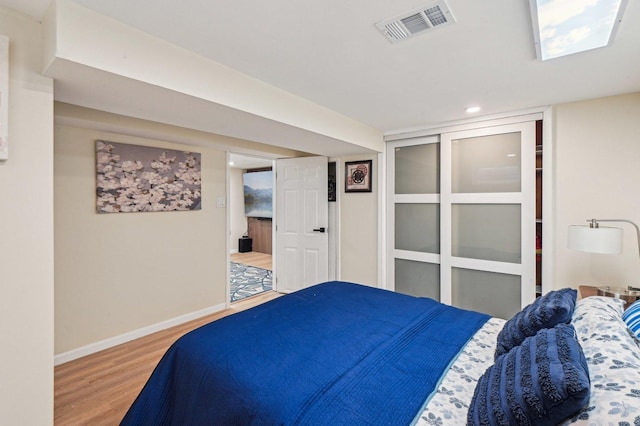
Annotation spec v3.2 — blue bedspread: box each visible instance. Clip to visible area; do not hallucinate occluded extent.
[121,281,489,425]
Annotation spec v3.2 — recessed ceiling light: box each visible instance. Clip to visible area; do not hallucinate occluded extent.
[229,161,235,166]
[529,0,628,61]
[466,106,481,113]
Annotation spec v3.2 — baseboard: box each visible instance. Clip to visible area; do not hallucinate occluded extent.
[54,302,227,366]
[230,249,238,254]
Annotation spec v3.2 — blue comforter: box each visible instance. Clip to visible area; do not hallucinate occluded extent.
[121,281,489,425]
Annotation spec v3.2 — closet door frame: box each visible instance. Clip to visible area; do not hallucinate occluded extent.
[440,122,536,310]
[386,113,544,314]
[386,135,441,292]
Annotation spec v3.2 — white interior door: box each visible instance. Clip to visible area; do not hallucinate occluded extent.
[276,156,328,293]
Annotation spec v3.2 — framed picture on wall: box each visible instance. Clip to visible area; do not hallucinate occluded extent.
[95,140,202,213]
[345,160,372,193]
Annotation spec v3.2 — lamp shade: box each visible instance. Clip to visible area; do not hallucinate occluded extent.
[568,225,623,254]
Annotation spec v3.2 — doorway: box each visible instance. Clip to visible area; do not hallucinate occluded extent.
[228,153,275,303]
[227,153,337,304]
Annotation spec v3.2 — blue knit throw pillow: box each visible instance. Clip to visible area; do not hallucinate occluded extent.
[623,299,640,340]
[468,324,590,426]
[495,288,577,359]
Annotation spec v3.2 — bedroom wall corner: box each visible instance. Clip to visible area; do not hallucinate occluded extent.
[552,92,640,293]
[339,154,379,287]
[0,7,55,425]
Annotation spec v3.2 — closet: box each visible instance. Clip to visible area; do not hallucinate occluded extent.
[387,116,542,319]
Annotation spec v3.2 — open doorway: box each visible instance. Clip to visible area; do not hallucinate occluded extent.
[228,153,274,303]
[228,153,339,304]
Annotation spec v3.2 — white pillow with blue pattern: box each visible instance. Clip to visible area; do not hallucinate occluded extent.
[568,296,640,424]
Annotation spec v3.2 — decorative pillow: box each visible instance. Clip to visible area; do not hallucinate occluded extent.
[495,288,577,358]
[467,324,590,426]
[623,299,640,340]
[567,296,640,424]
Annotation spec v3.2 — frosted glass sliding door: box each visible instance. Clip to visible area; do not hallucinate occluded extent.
[387,119,537,319]
[452,268,521,320]
[441,122,536,318]
[451,204,521,263]
[387,136,441,298]
[395,204,439,253]
[395,259,440,299]
[395,143,439,194]
[451,132,522,193]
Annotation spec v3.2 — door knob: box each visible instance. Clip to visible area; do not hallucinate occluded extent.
[313,227,326,233]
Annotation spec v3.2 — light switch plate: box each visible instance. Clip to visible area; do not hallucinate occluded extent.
[216,196,226,208]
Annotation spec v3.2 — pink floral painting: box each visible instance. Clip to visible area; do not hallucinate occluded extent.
[96,140,201,213]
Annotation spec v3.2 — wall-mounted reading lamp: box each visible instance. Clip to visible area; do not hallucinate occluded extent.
[568,218,640,293]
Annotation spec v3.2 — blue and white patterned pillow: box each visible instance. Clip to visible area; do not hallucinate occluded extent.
[418,296,640,425]
[623,299,640,341]
[567,296,640,424]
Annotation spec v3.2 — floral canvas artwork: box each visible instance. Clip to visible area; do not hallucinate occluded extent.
[96,140,202,213]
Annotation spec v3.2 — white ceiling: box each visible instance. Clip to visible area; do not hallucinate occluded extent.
[0,0,49,19]
[4,0,640,134]
[229,153,273,170]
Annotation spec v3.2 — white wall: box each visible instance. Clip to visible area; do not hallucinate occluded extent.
[53,105,304,357]
[54,124,228,354]
[229,167,247,252]
[0,8,54,425]
[45,0,384,155]
[339,154,379,286]
[553,93,640,292]
[54,122,383,357]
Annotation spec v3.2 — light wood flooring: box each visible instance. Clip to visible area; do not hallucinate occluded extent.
[230,251,272,271]
[54,267,279,425]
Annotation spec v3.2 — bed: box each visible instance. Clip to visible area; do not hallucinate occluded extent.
[122,281,640,425]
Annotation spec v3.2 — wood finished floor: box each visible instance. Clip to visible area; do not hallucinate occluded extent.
[54,251,277,425]
[230,251,272,271]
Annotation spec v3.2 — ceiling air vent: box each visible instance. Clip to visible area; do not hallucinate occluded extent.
[375,0,455,43]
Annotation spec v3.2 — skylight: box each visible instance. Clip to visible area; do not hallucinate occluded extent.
[529,0,628,60]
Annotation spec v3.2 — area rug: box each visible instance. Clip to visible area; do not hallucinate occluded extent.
[230,262,273,302]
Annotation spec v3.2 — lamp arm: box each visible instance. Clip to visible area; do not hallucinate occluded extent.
[590,218,640,260]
